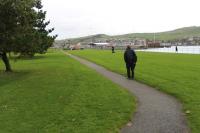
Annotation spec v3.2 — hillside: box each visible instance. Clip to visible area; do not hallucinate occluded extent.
[55,26,200,46]
[121,26,200,41]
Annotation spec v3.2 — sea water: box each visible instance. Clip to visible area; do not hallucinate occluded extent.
[138,46,200,54]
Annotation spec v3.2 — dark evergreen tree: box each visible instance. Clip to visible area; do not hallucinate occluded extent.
[0,0,56,72]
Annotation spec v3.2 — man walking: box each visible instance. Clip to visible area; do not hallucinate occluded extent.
[112,46,115,53]
[124,45,137,79]
[175,46,178,53]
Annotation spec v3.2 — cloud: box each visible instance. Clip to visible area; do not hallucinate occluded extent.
[42,0,200,39]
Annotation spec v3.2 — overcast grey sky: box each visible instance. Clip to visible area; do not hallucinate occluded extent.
[42,0,200,39]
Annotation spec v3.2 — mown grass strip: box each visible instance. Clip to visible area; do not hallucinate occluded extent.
[69,49,200,133]
[0,50,135,133]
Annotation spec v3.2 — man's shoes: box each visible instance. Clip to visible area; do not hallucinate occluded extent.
[127,76,134,80]
[127,77,134,80]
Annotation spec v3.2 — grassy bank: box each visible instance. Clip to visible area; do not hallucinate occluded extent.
[69,49,200,133]
[0,50,135,133]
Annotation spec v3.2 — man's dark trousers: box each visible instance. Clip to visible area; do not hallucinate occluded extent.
[126,63,136,79]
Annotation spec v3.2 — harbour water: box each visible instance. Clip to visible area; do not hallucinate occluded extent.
[138,46,200,54]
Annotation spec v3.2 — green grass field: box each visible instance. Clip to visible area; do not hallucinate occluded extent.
[69,49,200,133]
[0,50,135,133]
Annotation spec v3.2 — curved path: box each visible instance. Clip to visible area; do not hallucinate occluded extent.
[66,53,190,133]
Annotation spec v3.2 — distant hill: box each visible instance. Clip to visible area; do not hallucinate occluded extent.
[115,26,200,40]
[55,26,200,46]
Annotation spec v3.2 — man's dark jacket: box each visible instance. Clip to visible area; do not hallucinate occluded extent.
[124,49,137,67]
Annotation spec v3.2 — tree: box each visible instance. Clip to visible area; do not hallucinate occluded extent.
[0,0,56,72]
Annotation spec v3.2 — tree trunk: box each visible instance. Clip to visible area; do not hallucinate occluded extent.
[1,52,12,72]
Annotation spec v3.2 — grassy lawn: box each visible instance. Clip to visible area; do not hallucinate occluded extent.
[69,49,200,133]
[0,50,135,133]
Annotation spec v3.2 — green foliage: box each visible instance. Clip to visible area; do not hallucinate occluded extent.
[0,0,56,54]
[0,0,56,71]
[69,50,200,133]
[0,50,135,132]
